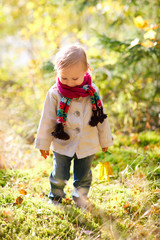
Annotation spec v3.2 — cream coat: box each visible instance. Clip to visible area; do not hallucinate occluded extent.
[35,83,113,158]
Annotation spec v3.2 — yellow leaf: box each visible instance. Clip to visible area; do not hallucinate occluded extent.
[18,189,27,195]
[144,30,156,40]
[104,161,113,175]
[104,161,113,183]
[141,40,154,48]
[98,162,104,180]
[31,214,36,219]
[98,161,113,182]
[133,16,148,29]
[33,177,41,182]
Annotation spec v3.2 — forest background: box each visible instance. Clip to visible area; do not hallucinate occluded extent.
[0,1,159,160]
[0,0,160,239]
[0,0,159,159]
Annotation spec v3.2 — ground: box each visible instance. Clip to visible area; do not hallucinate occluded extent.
[0,131,160,240]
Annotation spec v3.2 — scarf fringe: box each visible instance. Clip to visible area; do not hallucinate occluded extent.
[99,108,108,123]
[89,109,107,127]
[52,109,107,141]
[52,123,70,140]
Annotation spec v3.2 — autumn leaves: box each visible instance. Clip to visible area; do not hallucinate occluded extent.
[133,16,159,48]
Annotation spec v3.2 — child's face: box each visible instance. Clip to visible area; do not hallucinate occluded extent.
[58,61,87,87]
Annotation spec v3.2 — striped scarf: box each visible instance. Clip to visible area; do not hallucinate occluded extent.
[52,73,107,140]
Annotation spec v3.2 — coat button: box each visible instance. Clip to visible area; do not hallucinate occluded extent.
[75,127,80,133]
[74,111,80,117]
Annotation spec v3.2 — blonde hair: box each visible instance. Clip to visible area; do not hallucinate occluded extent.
[55,44,88,71]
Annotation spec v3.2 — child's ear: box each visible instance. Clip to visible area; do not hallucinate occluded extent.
[85,64,89,73]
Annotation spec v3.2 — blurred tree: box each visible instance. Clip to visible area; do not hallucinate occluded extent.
[79,0,160,132]
[95,30,159,131]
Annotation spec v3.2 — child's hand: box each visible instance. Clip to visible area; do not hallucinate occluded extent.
[102,147,108,152]
[40,149,49,159]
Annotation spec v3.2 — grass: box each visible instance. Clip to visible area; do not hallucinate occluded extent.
[0,131,160,239]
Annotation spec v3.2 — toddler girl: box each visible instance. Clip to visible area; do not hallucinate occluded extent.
[35,45,113,208]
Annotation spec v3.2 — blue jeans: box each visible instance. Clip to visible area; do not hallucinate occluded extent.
[48,152,94,199]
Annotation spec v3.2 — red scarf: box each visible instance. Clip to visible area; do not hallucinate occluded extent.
[56,72,91,98]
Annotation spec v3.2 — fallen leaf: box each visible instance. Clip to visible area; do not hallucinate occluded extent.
[42,170,48,177]
[18,189,27,195]
[131,134,139,143]
[62,198,72,205]
[123,201,130,208]
[31,214,36,219]
[104,161,113,175]
[98,161,113,182]
[16,196,23,205]
[33,177,41,182]
[18,183,26,188]
[40,195,46,199]
[98,162,104,180]
[145,121,151,129]
[152,188,160,193]
[144,145,149,151]
[2,210,13,216]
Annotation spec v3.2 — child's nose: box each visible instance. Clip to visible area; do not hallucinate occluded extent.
[68,80,75,87]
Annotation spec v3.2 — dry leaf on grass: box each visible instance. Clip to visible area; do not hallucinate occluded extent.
[15,196,23,205]
[123,201,130,208]
[2,210,13,216]
[18,189,27,195]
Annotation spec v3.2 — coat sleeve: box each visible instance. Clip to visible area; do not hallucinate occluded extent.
[97,117,113,148]
[93,83,113,148]
[35,88,57,151]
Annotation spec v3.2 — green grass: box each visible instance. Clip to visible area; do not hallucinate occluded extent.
[0,131,160,240]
